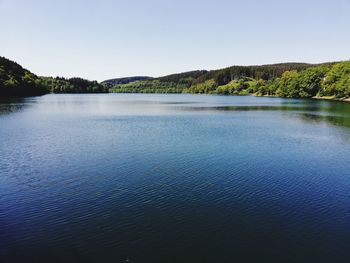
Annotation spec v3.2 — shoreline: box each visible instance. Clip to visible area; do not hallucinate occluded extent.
[311,96,350,102]
[3,92,350,103]
[228,93,350,103]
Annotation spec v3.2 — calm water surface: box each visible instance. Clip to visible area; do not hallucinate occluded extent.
[0,94,350,263]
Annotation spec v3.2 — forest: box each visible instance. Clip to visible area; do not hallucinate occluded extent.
[0,56,106,96]
[39,77,107,93]
[1,56,349,99]
[111,62,350,99]
[102,76,153,87]
[0,56,47,97]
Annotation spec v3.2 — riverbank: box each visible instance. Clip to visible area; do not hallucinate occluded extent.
[312,96,350,102]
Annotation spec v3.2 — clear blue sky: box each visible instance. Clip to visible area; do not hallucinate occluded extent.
[1,0,349,81]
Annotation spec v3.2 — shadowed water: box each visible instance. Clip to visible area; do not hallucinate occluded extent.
[0,94,350,263]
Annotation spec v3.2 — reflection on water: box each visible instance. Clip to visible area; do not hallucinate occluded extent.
[298,112,350,128]
[0,97,26,114]
[2,94,349,128]
[1,94,350,263]
[172,103,350,128]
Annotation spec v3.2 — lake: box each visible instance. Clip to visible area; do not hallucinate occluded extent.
[1,94,350,263]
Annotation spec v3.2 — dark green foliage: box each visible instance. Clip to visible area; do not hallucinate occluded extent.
[39,77,108,93]
[0,56,47,97]
[109,64,318,94]
[262,62,349,98]
[183,79,218,94]
[110,61,349,99]
[0,57,107,96]
[194,63,315,86]
[271,66,328,98]
[157,70,208,84]
[320,61,350,98]
[109,71,208,94]
[1,55,349,99]
[110,80,187,93]
[101,76,153,87]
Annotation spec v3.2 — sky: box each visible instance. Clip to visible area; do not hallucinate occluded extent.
[0,0,349,81]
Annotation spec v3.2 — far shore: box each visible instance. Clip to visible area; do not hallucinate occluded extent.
[257,94,350,102]
[1,93,350,103]
[312,96,350,102]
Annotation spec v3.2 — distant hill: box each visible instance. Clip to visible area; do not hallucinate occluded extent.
[101,76,153,87]
[110,61,349,99]
[109,63,318,94]
[108,70,209,94]
[194,63,314,85]
[157,70,208,82]
[1,56,348,99]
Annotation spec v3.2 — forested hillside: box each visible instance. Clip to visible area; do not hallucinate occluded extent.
[102,76,153,87]
[39,77,107,93]
[0,57,47,97]
[0,57,106,96]
[109,63,318,94]
[1,56,349,99]
[109,70,208,93]
[110,62,350,99]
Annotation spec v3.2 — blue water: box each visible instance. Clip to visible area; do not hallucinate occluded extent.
[0,94,350,263]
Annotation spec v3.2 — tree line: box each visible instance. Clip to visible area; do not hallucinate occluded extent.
[111,62,350,99]
[39,77,107,93]
[0,56,47,97]
[0,56,106,97]
[1,56,349,99]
